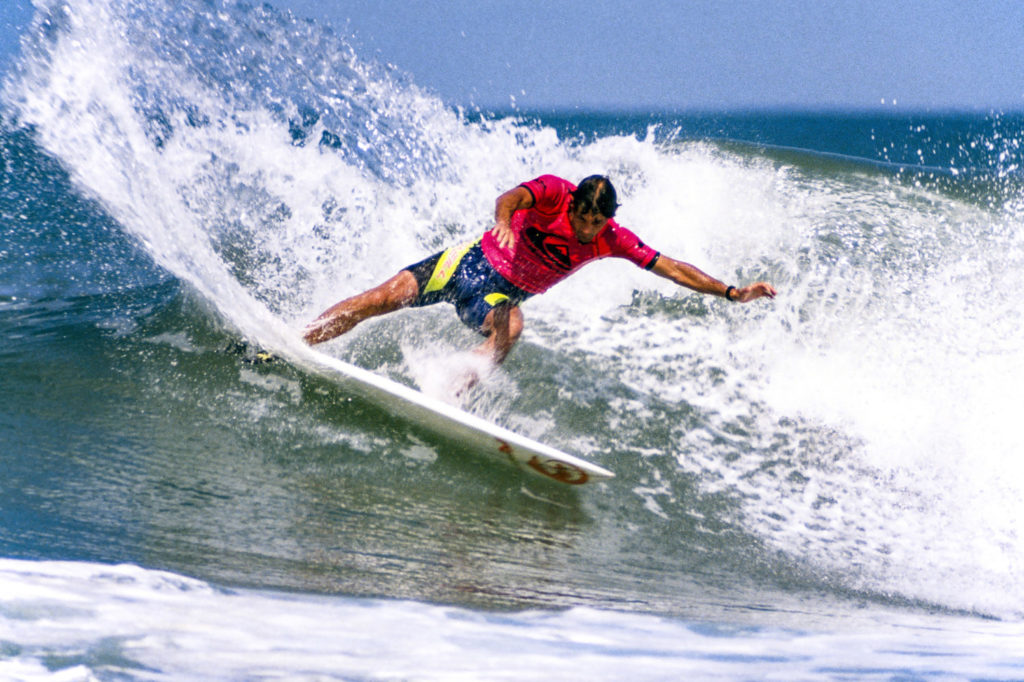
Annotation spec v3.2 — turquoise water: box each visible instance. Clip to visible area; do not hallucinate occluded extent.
[3,1,1024,679]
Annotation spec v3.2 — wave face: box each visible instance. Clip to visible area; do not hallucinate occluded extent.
[3,0,1024,630]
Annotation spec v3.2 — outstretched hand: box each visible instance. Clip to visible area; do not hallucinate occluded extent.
[733,282,777,302]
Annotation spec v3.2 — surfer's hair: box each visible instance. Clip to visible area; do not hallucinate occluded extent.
[573,175,619,218]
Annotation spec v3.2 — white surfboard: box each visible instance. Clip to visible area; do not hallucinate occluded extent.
[296,346,614,485]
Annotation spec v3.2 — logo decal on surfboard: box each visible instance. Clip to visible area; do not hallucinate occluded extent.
[526,456,590,484]
[497,438,590,484]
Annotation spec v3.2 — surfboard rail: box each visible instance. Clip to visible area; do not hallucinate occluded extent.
[295,346,614,485]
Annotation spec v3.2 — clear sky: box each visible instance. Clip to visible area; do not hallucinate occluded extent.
[2,0,1022,112]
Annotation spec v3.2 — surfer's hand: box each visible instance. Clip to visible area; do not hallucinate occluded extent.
[492,220,515,249]
[734,282,777,302]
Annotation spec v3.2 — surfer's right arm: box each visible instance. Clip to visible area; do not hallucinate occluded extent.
[491,185,534,249]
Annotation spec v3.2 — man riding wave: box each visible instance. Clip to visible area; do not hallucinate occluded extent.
[303,174,777,363]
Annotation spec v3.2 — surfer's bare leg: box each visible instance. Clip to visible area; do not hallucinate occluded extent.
[476,303,523,364]
[450,304,521,397]
[303,270,419,345]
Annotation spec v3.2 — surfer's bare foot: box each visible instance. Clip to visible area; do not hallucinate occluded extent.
[451,369,481,398]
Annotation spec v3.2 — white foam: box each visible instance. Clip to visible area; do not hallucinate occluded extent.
[1,558,1021,681]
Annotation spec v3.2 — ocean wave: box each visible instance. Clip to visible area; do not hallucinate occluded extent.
[2,0,1024,622]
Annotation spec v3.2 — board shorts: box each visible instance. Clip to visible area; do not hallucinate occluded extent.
[403,238,532,334]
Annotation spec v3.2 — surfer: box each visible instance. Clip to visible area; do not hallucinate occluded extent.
[303,174,777,363]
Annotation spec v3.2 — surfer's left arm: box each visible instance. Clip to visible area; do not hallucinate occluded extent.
[650,256,777,302]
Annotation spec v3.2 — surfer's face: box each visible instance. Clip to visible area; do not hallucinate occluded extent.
[569,202,609,243]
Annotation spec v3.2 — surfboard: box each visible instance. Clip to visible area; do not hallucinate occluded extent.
[296,346,615,485]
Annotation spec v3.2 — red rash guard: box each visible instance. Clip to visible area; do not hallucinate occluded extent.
[480,175,660,295]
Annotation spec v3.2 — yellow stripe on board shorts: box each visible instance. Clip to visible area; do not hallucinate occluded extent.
[423,238,479,294]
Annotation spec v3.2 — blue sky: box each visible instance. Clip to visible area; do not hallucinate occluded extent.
[2,0,1022,111]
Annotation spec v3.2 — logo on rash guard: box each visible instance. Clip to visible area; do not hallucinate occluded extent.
[523,227,572,270]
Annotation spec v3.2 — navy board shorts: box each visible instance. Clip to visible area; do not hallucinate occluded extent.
[403,238,532,334]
